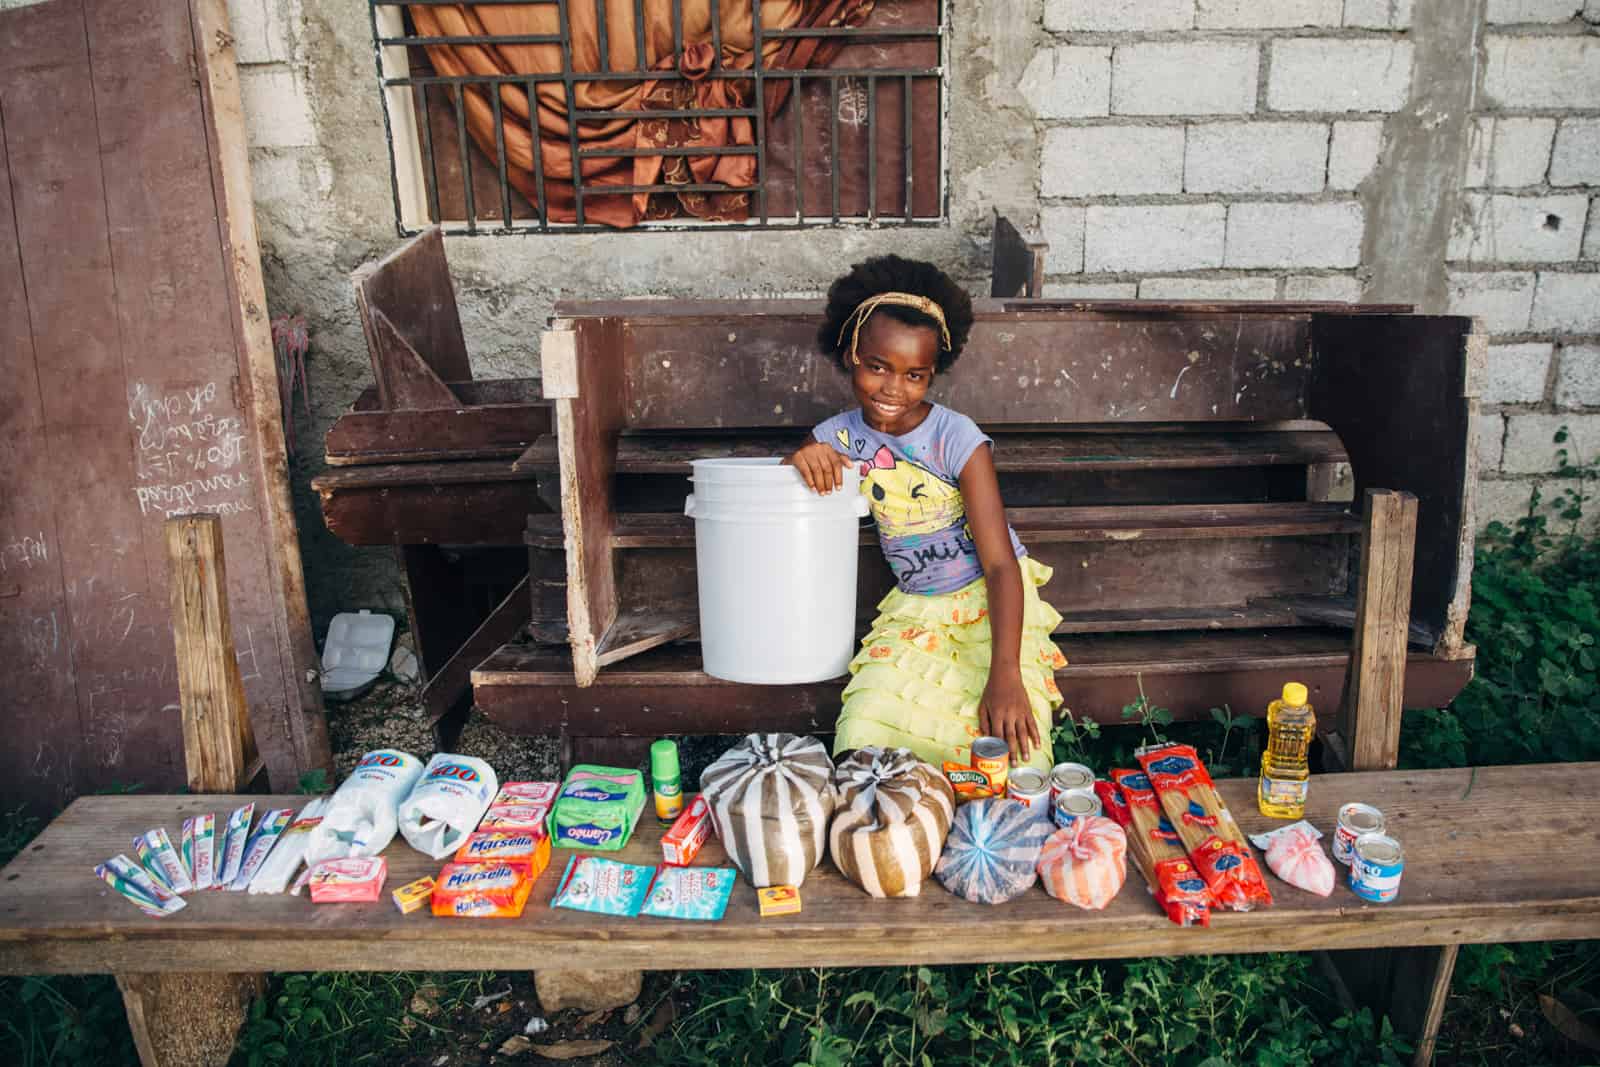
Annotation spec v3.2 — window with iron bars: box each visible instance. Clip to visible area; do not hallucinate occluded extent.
[370,0,944,233]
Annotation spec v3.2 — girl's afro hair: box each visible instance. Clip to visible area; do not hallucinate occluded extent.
[816,254,975,373]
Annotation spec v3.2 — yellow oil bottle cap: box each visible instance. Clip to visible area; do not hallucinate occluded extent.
[1283,682,1309,706]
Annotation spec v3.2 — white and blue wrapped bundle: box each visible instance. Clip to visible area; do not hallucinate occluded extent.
[934,797,1052,905]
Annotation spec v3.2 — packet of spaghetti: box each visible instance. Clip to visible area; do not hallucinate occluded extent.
[95,861,181,917]
[306,857,388,903]
[228,808,293,891]
[134,828,192,894]
[215,803,255,888]
[104,854,185,915]
[182,814,216,891]
[550,855,653,917]
[432,861,532,918]
[453,829,552,877]
[641,866,736,921]
[1137,743,1273,912]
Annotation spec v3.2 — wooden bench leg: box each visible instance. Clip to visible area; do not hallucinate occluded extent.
[116,973,265,1067]
[156,515,270,1063]
[1327,491,1442,1057]
[1391,944,1459,1066]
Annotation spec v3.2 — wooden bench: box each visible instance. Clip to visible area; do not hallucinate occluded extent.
[4,763,1596,1065]
[478,298,1483,766]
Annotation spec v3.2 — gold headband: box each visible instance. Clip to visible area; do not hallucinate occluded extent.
[837,291,952,365]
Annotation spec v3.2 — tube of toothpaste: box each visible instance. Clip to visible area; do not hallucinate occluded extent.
[249,798,326,894]
[94,862,180,917]
[216,803,255,888]
[182,814,216,891]
[229,808,293,891]
[105,854,185,914]
[134,828,192,895]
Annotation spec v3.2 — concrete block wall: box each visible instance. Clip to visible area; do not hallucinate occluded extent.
[1022,0,1600,535]
[1453,4,1600,535]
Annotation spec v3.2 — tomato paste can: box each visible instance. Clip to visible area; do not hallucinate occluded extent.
[1053,788,1102,829]
[971,737,1010,794]
[1048,763,1095,805]
[1007,767,1049,813]
[1333,802,1385,866]
[1349,833,1404,903]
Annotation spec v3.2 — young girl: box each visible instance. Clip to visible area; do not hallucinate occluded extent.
[785,254,1067,773]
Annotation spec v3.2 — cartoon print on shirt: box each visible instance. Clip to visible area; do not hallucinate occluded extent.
[835,428,965,537]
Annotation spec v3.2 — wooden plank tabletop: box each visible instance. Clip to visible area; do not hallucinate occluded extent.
[1,763,1595,975]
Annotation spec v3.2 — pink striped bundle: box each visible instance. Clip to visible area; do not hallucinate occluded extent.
[1036,815,1127,910]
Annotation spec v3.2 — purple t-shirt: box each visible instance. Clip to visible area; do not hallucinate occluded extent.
[812,404,1026,595]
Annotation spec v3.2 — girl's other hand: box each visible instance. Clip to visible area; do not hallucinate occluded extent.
[979,671,1040,763]
[783,440,853,494]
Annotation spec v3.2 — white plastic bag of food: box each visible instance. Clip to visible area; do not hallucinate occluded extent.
[304,749,424,865]
[398,754,499,859]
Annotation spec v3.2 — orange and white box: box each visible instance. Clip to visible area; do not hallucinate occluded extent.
[432,861,532,918]
[453,829,552,877]
[661,795,712,867]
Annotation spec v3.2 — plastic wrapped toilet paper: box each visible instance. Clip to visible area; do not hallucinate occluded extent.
[305,749,424,865]
[399,754,500,859]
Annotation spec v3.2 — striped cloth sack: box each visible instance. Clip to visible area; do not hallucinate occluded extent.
[699,734,836,888]
[1037,815,1128,910]
[828,747,955,898]
[933,797,1052,905]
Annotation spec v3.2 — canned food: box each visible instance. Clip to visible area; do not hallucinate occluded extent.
[1007,768,1049,813]
[1049,763,1095,804]
[1332,802,1385,866]
[1052,788,1102,829]
[1349,833,1404,903]
[972,737,1010,794]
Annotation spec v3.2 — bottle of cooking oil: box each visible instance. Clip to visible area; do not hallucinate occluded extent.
[1258,682,1316,818]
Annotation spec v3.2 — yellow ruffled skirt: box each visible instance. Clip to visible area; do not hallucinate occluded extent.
[833,556,1067,773]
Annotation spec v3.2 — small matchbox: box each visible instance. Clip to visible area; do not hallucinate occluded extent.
[392,876,435,914]
[757,885,801,917]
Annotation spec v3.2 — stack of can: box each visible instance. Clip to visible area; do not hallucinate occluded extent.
[1048,762,1100,829]
[1335,802,1404,903]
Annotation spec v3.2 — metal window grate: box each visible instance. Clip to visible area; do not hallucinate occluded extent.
[370,0,945,234]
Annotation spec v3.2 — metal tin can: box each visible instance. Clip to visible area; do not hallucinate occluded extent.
[1048,763,1095,805]
[1053,788,1102,829]
[1349,833,1404,903]
[971,737,1011,794]
[1332,802,1385,866]
[1007,768,1049,813]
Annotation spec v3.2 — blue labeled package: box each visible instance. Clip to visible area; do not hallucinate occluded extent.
[641,866,737,921]
[550,855,654,917]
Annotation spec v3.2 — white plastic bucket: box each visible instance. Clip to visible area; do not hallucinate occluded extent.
[685,458,870,684]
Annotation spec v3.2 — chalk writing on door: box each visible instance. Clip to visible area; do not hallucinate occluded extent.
[128,380,256,517]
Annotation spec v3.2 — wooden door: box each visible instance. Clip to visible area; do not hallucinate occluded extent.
[0,0,329,812]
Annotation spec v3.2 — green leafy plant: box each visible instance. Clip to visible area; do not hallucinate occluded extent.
[644,954,1410,1067]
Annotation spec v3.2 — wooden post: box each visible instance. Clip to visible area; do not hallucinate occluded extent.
[114,514,266,1067]
[1342,489,1419,772]
[1332,489,1456,1066]
[165,514,262,793]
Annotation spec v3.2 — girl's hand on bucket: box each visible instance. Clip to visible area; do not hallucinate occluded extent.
[784,441,853,494]
[979,673,1040,763]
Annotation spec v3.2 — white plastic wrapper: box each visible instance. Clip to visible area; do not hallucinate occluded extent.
[305,749,424,865]
[398,754,499,859]
[248,797,328,894]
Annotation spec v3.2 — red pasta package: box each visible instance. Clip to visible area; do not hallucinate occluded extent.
[1136,744,1273,912]
[1106,770,1211,927]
